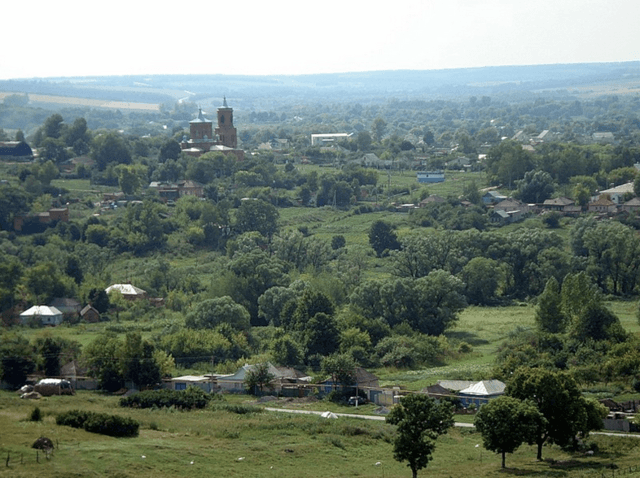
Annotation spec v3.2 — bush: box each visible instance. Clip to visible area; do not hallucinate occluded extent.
[210,403,263,415]
[29,406,43,422]
[119,387,211,410]
[83,413,139,438]
[56,410,90,428]
[56,410,139,437]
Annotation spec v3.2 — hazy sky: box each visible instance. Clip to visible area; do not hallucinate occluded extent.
[2,0,638,80]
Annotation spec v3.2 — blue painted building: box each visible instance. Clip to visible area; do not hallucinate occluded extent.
[417,171,445,183]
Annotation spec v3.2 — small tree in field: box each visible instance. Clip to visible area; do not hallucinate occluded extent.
[386,394,454,478]
[474,396,545,468]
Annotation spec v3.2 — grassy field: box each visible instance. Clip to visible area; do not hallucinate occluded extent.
[1,391,639,478]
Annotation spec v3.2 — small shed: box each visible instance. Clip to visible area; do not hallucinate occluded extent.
[20,306,63,326]
[80,304,100,323]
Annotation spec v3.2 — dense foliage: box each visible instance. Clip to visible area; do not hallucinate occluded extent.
[119,386,211,410]
[56,409,139,437]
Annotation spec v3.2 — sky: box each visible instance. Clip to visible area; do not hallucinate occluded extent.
[1,0,639,80]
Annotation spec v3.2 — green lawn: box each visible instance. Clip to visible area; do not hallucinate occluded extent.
[1,391,638,478]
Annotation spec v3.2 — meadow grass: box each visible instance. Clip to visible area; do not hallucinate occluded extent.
[1,391,638,478]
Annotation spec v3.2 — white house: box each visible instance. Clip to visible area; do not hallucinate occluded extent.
[20,305,63,326]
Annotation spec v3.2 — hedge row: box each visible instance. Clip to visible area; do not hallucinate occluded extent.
[56,410,139,438]
[119,387,211,410]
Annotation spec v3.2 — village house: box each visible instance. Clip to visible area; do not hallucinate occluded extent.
[481,190,507,205]
[494,198,531,215]
[20,305,63,326]
[588,195,617,214]
[0,140,33,161]
[149,179,205,201]
[13,206,69,232]
[598,182,634,204]
[216,363,311,394]
[622,197,640,213]
[542,196,574,212]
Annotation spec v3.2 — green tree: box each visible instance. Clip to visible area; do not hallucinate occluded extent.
[270,334,303,367]
[535,277,567,334]
[331,235,346,250]
[356,131,372,151]
[460,257,502,305]
[185,296,251,331]
[39,137,69,164]
[64,117,91,148]
[0,333,36,389]
[121,333,161,389]
[92,132,132,171]
[474,396,546,468]
[40,113,65,142]
[561,271,599,320]
[386,394,454,478]
[369,220,400,257]
[84,334,124,392]
[371,117,387,143]
[88,288,110,314]
[245,362,275,395]
[303,312,339,359]
[322,353,356,391]
[506,367,600,460]
[159,139,181,161]
[572,302,625,342]
[515,170,555,203]
[486,140,534,188]
[235,199,279,239]
[34,335,82,377]
[115,164,147,195]
[0,184,30,230]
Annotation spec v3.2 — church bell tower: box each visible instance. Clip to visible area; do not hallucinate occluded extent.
[215,96,237,149]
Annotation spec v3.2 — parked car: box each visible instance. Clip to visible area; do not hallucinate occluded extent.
[348,396,368,406]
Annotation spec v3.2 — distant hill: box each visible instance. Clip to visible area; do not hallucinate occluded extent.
[1,62,639,110]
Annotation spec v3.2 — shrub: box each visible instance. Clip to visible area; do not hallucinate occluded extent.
[119,387,211,410]
[29,406,43,422]
[56,410,90,428]
[210,403,263,415]
[83,413,139,438]
[56,409,139,437]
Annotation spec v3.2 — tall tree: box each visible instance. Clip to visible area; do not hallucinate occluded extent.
[0,333,36,389]
[369,220,400,258]
[386,394,454,478]
[234,199,279,239]
[92,132,132,171]
[535,277,567,333]
[506,367,600,460]
[474,396,546,468]
[185,296,251,331]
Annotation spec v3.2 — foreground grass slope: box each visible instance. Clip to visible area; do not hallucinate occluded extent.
[1,392,639,478]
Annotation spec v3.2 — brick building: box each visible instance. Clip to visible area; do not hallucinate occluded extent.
[180,98,244,160]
